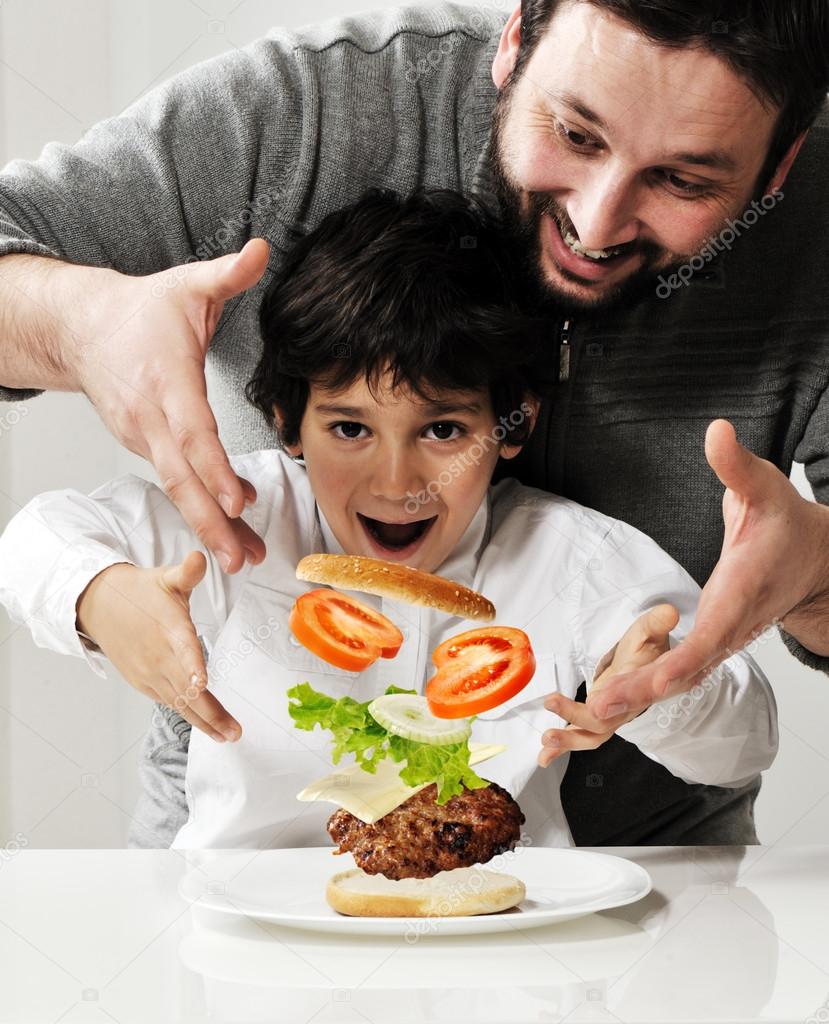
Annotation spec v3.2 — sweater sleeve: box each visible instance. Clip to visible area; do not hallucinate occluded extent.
[0,473,250,678]
[0,31,304,402]
[782,383,829,674]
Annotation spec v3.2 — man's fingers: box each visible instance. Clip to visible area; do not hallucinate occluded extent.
[162,360,249,518]
[226,515,267,565]
[238,476,258,507]
[147,428,251,572]
[589,644,716,720]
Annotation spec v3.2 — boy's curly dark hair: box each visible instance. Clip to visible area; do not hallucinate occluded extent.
[246,188,555,449]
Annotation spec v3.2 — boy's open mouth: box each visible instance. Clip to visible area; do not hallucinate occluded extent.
[357,513,437,552]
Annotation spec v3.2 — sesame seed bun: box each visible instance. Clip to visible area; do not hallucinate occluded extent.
[295,553,495,621]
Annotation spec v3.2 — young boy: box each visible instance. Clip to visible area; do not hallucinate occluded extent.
[0,189,778,849]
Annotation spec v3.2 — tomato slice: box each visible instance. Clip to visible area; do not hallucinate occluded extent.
[426,626,536,718]
[289,589,404,672]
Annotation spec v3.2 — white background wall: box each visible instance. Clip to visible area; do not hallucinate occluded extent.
[0,0,828,848]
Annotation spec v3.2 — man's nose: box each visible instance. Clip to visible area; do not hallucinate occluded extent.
[568,162,640,252]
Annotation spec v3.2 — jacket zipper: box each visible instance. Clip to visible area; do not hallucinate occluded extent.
[559,318,573,382]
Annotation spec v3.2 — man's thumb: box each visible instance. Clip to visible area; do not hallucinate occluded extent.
[193,238,270,303]
[705,419,758,495]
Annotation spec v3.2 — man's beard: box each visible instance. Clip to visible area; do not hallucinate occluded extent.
[489,84,687,316]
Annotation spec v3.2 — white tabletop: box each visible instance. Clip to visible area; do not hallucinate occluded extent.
[1,845,826,1024]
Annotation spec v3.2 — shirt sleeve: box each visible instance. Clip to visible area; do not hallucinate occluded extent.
[571,519,779,789]
[782,383,829,674]
[0,31,304,403]
[0,474,250,678]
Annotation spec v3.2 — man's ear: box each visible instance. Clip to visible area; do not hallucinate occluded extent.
[492,4,522,89]
[766,130,808,194]
[499,396,540,461]
[273,405,302,458]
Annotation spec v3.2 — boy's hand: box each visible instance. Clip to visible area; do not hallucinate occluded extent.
[75,551,241,743]
[537,604,680,767]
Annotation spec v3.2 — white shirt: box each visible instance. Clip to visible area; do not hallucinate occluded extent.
[0,449,778,848]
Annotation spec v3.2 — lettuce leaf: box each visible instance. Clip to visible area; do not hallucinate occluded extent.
[286,682,488,803]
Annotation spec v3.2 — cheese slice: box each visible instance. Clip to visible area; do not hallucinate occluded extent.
[296,742,507,824]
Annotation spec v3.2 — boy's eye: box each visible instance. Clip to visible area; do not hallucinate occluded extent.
[331,421,368,440]
[424,422,463,441]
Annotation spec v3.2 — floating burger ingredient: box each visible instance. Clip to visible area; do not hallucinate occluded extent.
[290,686,529,917]
[425,626,536,719]
[295,553,496,621]
[288,554,534,917]
[327,779,525,880]
[289,589,404,671]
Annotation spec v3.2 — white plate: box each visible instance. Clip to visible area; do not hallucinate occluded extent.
[179,847,652,936]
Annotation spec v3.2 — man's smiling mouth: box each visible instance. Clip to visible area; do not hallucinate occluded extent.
[553,209,635,264]
[357,512,437,551]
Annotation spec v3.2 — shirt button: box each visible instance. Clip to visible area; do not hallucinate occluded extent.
[586,342,604,357]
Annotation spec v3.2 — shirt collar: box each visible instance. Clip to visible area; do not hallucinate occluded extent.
[315,494,492,589]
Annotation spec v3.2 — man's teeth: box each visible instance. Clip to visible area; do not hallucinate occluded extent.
[563,229,621,261]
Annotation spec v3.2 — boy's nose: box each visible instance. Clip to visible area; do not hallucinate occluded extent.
[368,450,426,502]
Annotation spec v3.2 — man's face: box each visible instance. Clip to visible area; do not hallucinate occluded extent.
[491,2,782,312]
[279,374,529,573]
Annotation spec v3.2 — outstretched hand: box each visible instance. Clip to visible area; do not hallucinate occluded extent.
[588,419,829,723]
[74,239,272,574]
[76,550,241,742]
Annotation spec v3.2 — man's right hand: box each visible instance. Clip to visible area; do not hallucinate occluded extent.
[71,239,271,573]
[76,552,241,742]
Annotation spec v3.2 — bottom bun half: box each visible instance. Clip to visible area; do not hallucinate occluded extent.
[326,865,526,917]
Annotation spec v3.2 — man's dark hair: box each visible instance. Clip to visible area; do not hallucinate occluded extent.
[515,0,829,188]
[247,188,554,449]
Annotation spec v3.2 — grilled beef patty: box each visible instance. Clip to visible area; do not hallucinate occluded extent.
[327,780,525,879]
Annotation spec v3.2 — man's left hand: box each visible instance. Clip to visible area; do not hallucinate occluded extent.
[588,419,829,723]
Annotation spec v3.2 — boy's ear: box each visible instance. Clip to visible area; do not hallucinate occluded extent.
[273,405,302,458]
[499,396,540,461]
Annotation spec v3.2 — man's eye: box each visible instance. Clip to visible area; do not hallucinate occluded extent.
[660,170,709,197]
[555,121,598,150]
[331,421,368,440]
[424,422,463,441]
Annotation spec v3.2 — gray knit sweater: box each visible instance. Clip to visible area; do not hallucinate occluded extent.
[2,3,827,845]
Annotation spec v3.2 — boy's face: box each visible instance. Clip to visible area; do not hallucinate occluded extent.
[279,374,534,573]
